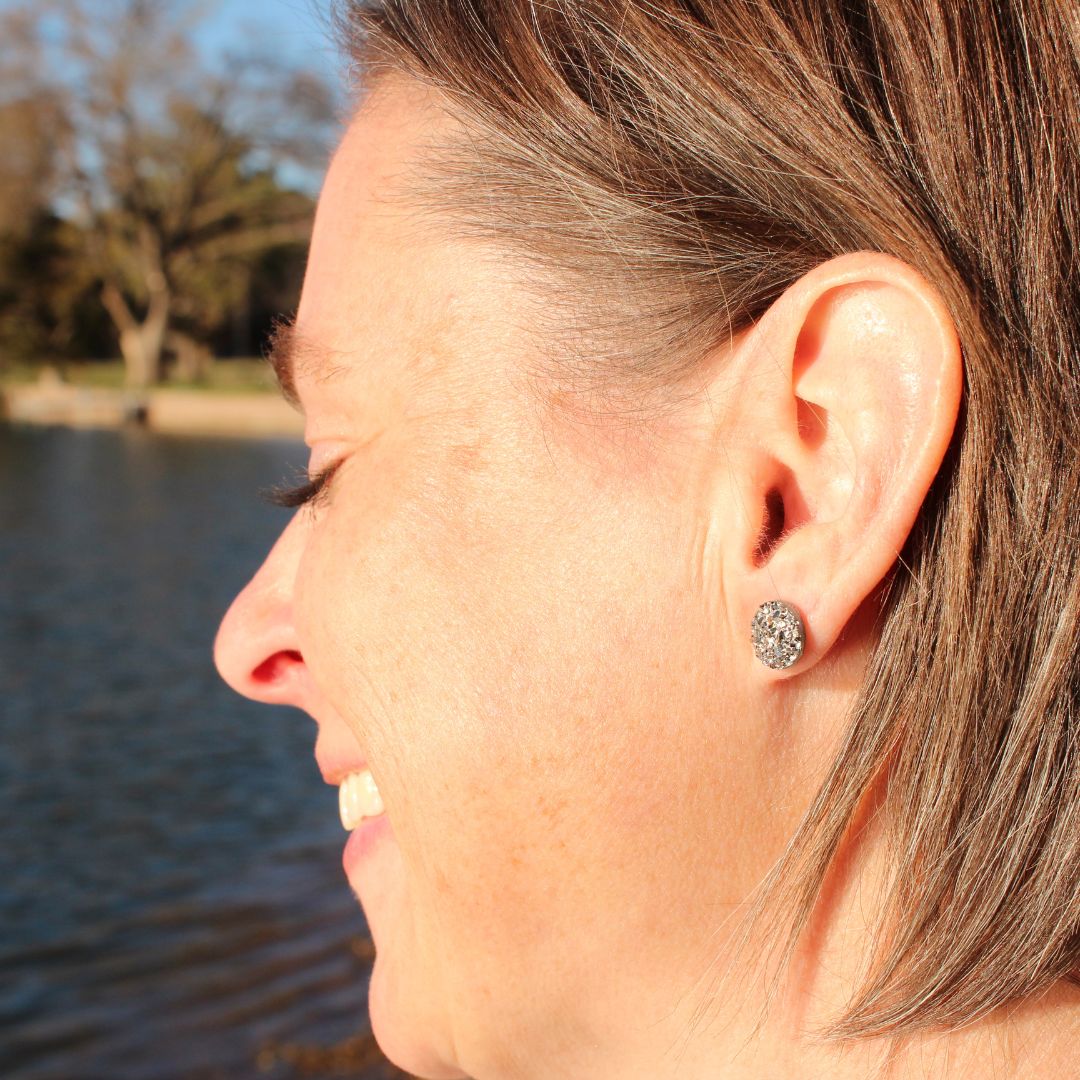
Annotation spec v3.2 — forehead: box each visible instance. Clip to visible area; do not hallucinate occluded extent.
[323,75,447,227]
[292,77,478,414]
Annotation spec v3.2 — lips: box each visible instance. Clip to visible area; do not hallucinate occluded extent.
[317,756,370,787]
[314,725,370,786]
[313,733,385,830]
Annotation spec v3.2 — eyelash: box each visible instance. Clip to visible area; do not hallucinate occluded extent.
[261,459,343,510]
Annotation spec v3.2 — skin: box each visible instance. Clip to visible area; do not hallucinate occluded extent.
[214,75,1080,1079]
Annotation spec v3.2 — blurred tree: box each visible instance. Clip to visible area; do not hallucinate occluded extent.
[0,212,75,367]
[0,8,68,230]
[0,9,81,370]
[0,0,336,387]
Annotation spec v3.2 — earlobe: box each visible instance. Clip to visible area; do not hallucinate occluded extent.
[725,251,963,677]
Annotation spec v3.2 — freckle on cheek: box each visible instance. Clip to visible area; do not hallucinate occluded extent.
[448,437,488,474]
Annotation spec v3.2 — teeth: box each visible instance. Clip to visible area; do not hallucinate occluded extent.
[338,769,385,831]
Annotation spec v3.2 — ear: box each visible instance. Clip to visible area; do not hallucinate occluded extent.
[720,251,963,679]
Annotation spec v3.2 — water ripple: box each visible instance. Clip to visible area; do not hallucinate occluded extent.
[0,426,410,1080]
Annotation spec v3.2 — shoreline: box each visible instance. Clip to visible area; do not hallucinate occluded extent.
[0,381,304,440]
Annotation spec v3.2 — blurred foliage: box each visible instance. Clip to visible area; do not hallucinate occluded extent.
[0,0,339,388]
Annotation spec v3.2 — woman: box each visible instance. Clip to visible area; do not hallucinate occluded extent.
[214,2,1079,1078]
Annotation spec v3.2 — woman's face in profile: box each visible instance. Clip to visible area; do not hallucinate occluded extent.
[215,78,768,1080]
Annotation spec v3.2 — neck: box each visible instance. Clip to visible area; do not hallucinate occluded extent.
[588,807,1080,1080]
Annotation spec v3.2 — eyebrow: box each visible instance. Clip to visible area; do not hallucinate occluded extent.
[264,316,347,410]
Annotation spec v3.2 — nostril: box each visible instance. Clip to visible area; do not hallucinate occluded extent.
[252,649,303,686]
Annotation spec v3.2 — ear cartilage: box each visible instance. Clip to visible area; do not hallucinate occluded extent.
[751,600,806,669]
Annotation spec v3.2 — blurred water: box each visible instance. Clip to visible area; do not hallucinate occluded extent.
[0,425,406,1080]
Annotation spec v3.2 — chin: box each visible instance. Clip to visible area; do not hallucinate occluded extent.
[368,952,471,1080]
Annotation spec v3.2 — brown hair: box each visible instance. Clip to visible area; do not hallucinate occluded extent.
[338,0,1080,1048]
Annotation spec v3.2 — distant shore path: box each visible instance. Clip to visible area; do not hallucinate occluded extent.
[1,382,304,439]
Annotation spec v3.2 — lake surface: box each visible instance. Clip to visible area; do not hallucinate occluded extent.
[0,425,409,1079]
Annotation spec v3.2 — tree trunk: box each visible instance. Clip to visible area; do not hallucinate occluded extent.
[167,329,213,383]
[101,271,171,389]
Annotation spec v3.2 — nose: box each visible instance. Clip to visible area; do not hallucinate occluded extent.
[214,513,310,708]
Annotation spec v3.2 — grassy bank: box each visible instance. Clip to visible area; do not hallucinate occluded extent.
[1,358,278,394]
[1,359,303,437]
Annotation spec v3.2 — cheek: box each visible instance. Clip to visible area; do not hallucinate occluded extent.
[295,427,720,966]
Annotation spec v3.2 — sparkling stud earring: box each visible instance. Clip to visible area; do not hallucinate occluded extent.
[751,600,806,669]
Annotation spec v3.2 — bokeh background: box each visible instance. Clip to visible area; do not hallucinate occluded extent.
[0,1,412,1076]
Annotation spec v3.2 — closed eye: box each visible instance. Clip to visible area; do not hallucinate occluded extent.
[260,458,343,510]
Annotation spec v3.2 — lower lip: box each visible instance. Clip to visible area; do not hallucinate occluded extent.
[342,813,392,874]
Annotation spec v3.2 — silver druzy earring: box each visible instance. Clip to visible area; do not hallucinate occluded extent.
[751,600,806,669]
